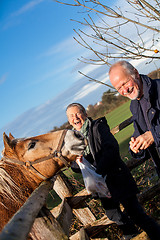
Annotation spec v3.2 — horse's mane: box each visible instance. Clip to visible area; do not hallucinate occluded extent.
[0,160,22,209]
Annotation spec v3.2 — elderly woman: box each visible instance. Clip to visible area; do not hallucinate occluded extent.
[66,102,160,240]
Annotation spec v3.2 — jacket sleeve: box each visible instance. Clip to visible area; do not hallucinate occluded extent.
[129,120,150,160]
[93,119,121,177]
[129,147,150,160]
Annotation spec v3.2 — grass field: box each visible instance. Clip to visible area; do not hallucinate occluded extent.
[106,100,134,160]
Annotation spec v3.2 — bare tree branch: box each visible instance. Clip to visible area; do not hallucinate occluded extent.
[54,0,160,89]
[78,71,115,89]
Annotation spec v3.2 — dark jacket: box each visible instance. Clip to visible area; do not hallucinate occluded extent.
[86,117,138,201]
[130,74,160,167]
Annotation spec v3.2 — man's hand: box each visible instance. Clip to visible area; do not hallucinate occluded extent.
[129,131,154,153]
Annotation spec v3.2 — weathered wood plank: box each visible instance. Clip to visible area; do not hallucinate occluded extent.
[132,231,149,240]
[111,116,133,135]
[56,199,73,236]
[86,215,113,237]
[67,189,91,208]
[79,228,90,240]
[52,173,95,234]
[70,215,113,240]
[30,207,68,240]
[53,172,73,199]
[73,207,96,226]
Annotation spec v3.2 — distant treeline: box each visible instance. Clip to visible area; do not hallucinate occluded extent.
[53,89,128,131]
[87,89,128,119]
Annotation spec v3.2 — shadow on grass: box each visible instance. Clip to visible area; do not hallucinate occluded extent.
[119,136,132,162]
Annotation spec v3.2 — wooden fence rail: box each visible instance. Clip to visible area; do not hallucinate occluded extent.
[0,116,160,240]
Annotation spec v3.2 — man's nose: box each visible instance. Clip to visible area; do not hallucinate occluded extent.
[122,87,129,95]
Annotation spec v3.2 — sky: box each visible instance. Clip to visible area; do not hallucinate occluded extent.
[1,0,159,132]
[0,0,96,129]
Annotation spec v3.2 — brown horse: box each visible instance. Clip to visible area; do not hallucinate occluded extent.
[0,129,86,231]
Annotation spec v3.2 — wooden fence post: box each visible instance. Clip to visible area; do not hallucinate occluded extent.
[52,172,97,233]
[79,228,90,240]
[30,207,68,240]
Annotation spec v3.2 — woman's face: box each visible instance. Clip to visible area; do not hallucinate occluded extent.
[67,106,87,131]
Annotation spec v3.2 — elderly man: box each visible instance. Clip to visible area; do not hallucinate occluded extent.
[109,60,160,176]
[66,102,160,240]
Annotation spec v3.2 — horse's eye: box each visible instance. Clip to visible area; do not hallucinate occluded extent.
[28,141,36,150]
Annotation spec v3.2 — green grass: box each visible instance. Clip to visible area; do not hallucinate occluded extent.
[106,100,134,160]
[106,101,132,129]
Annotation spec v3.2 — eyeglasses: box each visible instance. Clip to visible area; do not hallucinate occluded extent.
[68,112,82,119]
[116,78,131,92]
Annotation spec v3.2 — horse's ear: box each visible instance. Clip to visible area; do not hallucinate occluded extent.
[3,132,12,149]
[9,132,15,140]
[3,132,17,158]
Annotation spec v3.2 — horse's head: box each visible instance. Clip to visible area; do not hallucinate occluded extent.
[2,130,87,180]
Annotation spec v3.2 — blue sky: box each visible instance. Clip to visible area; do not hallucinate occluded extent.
[0,0,92,129]
[1,0,159,132]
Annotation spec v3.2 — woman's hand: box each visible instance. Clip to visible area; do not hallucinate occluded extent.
[76,155,83,164]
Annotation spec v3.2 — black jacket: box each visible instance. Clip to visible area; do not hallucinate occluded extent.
[130,75,160,171]
[87,117,139,201]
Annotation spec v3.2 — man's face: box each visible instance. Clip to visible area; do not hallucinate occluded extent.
[109,65,141,100]
[67,106,87,131]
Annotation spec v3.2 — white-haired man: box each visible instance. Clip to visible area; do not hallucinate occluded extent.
[109,61,160,177]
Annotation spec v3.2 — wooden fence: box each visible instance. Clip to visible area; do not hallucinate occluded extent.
[0,116,160,240]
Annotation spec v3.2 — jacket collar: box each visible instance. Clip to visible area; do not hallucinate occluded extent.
[130,74,153,114]
[140,74,152,100]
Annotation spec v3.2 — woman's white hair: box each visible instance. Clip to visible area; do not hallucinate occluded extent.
[66,103,87,116]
